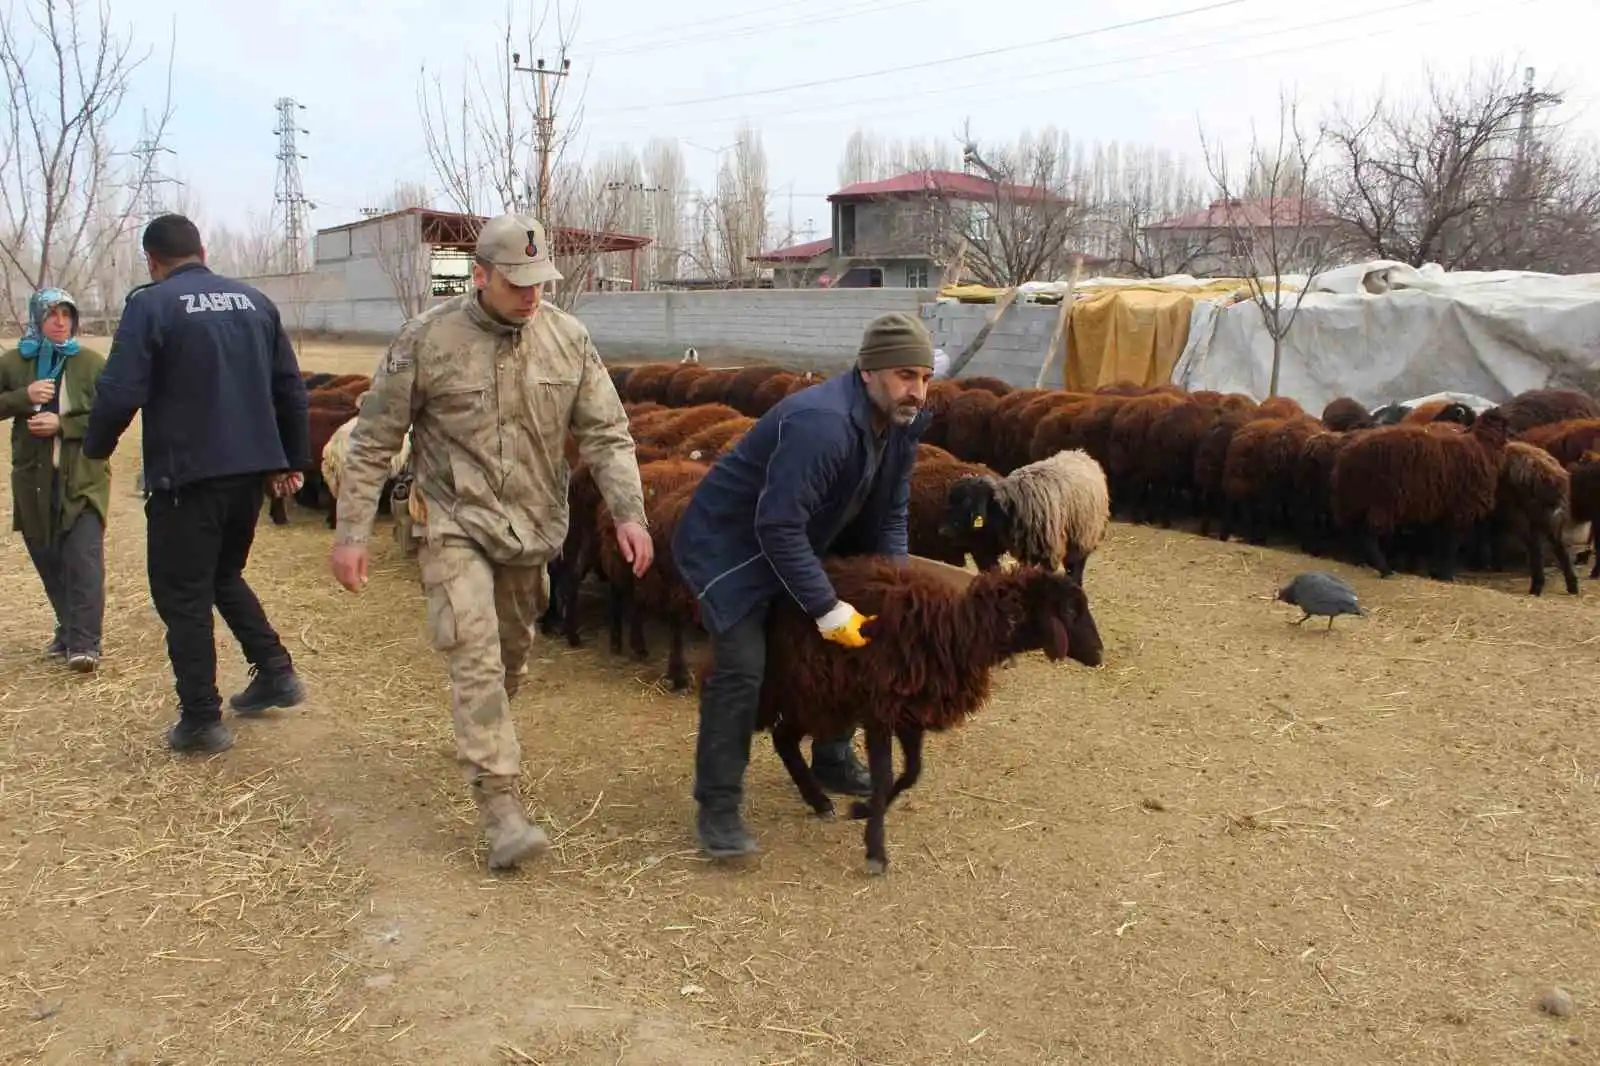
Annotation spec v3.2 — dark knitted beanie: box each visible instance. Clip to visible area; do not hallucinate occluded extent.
[856,311,934,371]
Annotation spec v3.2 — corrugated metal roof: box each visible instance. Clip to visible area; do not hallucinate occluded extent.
[750,237,834,262]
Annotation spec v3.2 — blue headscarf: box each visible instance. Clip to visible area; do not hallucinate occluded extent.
[18,287,80,382]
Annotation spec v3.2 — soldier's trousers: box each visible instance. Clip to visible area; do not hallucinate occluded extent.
[418,537,548,784]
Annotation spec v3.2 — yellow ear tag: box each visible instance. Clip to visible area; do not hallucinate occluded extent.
[972,514,985,529]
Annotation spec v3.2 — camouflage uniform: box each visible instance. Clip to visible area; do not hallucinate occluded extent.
[335,217,646,867]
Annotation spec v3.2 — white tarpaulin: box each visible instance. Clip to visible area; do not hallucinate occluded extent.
[1170,260,1600,410]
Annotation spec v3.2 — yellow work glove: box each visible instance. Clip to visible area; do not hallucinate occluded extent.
[815,601,875,648]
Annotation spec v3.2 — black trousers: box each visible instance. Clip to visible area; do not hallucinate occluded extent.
[145,474,291,722]
[24,509,105,655]
[693,598,853,811]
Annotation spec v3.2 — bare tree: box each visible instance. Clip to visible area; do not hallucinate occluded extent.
[1319,61,1600,271]
[365,180,434,319]
[641,137,687,282]
[917,124,1088,286]
[1201,91,1340,398]
[1081,141,1212,277]
[0,0,173,328]
[678,123,769,284]
[837,127,958,186]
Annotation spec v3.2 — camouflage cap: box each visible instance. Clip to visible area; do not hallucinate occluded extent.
[476,213,564,287]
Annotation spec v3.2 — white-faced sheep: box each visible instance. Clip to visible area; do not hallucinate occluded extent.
[939,448,1110,584]
[715,555,1103,874]
[321,413,413,530]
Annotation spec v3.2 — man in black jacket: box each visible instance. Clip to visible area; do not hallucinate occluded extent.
[85,214,312,754]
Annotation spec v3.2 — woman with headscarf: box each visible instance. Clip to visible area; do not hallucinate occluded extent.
[0,287,110,671]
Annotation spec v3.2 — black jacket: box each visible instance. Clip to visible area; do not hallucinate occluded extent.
[84,263,310,490]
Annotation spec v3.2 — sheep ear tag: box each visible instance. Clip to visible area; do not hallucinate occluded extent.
[971,514,985,529]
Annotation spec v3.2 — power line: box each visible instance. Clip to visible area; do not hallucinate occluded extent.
[587,0,935,59]
[579,0,847,53]
[274,97,316,273]
[590,0,1250,115]
[512,51,572,219]
[598,0,1516,136]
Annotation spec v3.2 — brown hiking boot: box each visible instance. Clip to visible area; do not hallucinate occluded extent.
[474,782,549,871]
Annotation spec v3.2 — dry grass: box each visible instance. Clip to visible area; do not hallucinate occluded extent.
[0,340,1597,1064]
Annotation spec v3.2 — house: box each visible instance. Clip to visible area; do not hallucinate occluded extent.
[1141,196,1342,278]
[749,169,1063,289]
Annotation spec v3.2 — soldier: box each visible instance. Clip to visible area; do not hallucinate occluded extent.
[330,212,652,872]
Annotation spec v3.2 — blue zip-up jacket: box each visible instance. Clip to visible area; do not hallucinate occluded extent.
[83,263,309,491]
[671,369,929,635]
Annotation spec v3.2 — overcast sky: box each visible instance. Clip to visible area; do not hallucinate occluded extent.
[99,0,1600,249]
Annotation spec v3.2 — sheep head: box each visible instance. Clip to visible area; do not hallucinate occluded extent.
[1435,402,1477,427]
[1469,407,1512,448]
[940,474,1011,541]
[1012,567,1103,667]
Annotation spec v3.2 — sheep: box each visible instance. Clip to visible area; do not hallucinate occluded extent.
[918,380,966,449]
[621,363,679,405]
[1141,398,1220,527]
[748,371,801,415]
[910,455,1006,570]
[1567,451,1600,579]
[1191,408,1255,537]
[596,458,710,682]
[941,448,1110,585]
[1256,396,1305,419]
[1321,397,1374,431]
[635,403,743,451]
[1403,400,1477,426]
[663,364,712,406]
[680,416,755,461]
[941,388,1002,466]
[319,414,414,530]
[1491,441,1581,596]
[746,556,1103,873]
[1492,387,1600,434]
[1105,392,1187,521]
[684,372,733,407]
[1517,418,1600,466]
[1330,407,1512,580]
[724,366,790,415]
[956,375,1013,397]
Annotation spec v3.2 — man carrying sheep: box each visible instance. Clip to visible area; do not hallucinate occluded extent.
[329,213,652,872]
[672,312,935,858]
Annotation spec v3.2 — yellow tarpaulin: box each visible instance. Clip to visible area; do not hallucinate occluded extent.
[1062,287,1211,391]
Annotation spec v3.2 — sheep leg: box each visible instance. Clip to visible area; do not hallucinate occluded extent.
[267,496,289,526]
[1065,549,1087,586]
[1427,525,1462,583]
[628,599,649,661]
[1543,521,1580,595]
[858,724,895,876]
[606,579,629,656]
[1591,525,1600,580]
[562,540,595,648]
[849,724,922,814]
[664,617,689,691]
[325,496,338,531]
[1520,522,1547,596]
[770,720,835,817]
[1359,529,1394,578]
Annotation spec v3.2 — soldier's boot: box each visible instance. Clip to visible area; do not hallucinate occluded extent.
[475,779,549,871]
[166,716,235,755]
[229,655,307,716]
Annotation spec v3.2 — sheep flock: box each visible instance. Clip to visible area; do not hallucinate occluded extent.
[285,361,1600,690]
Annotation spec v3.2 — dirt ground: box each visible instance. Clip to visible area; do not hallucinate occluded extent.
[2,340,1597,1065]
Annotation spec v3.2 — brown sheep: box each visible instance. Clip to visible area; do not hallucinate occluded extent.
[684,372,734,406]
[638,403,744,451]
[621,363,680,405]
[597,459,710,687]
[1143,398,1220,527]
[1104,391,1187,521]
[942,388,1002,466]
[1492,387,1600,434]
[664,364,712,406]
[748,372,801,415]
[1321,397,1374,431]
[737,557,1102,873]
[1492,442,1581,596]
[1567,451,1600,579]
[1330,407,1513,580]
[723,366,790,415]
[1517,418,1600,466]
[1192,409,1256,538]
[919,380,965,449]
[680,416,755,460]
[1257,396,1305,419]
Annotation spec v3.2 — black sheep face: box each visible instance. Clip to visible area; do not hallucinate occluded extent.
[1018,570,1103,668]
[1435,402,1477,427]
[940,476,1009,541]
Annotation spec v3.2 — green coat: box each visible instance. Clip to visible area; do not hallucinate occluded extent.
[0,344,111,542]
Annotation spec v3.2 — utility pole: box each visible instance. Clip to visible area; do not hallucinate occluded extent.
[1514,66,1563,167]
[273,97,317,273]
[511,51,571,220]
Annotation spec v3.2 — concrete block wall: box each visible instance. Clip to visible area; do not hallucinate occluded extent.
[572,288,937,371]
[921,300,1061,388]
